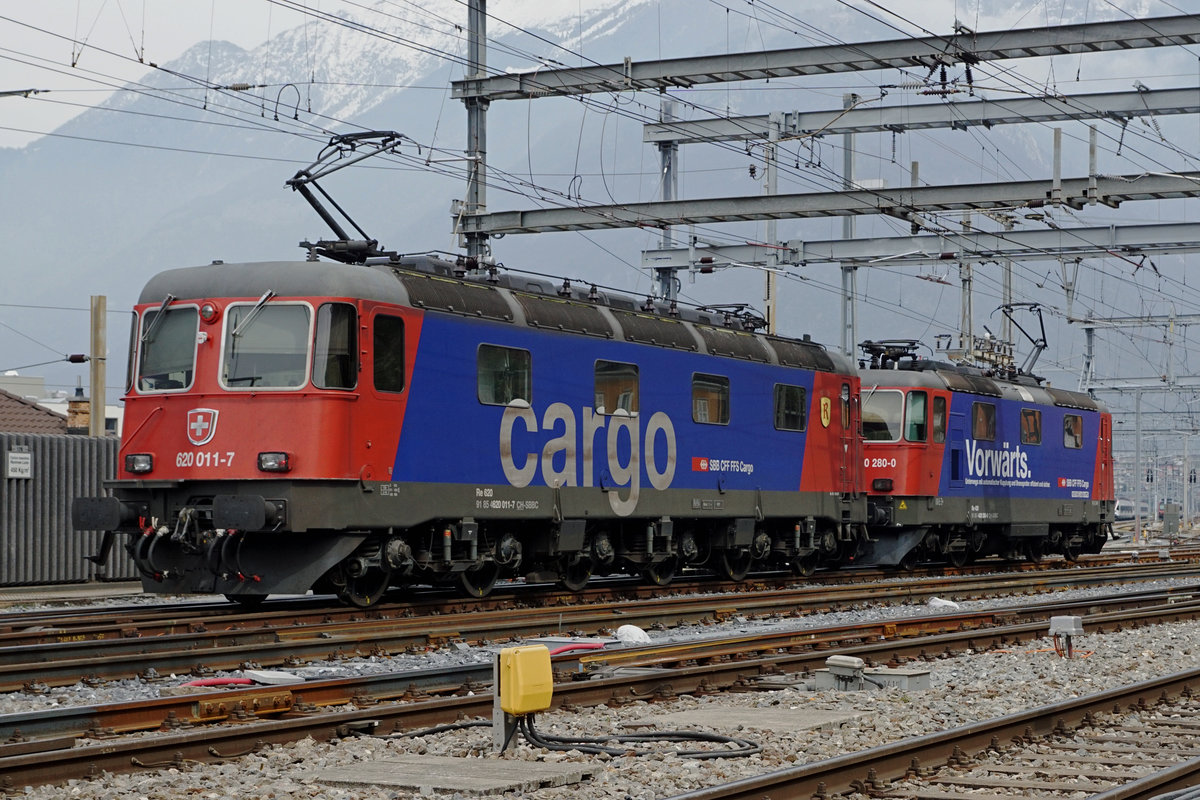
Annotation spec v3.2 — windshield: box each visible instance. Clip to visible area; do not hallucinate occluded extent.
[222,302,312,389]
[137,306,198,392]
[861,389,903,441]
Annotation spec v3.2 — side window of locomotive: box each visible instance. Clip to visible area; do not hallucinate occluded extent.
[478,345,532,406]
[372,314,405,393]
[1020,408,1042,445]
[595,360,639,415]
[932,395,946,443]
[861,389,902,441]
[774,384,806,431]
[692,373,730,424]
[1063,414,1083,449]
[972,402,996,441]
[222,303,311,390]
[314,303,358,390]
[137,306,198,392]
[904,390,927,442]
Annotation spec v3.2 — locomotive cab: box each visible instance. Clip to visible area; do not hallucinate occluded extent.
[74,262,420,606]
[856,340,1114,569]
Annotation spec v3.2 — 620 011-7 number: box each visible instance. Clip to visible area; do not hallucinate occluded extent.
[176,451,235,468]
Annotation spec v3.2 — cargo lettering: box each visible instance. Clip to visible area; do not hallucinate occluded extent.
[499,402,677,516]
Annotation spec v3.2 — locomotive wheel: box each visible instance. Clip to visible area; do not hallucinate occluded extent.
[224,593,267,609]
[1062,541,1081,563]
[641,558,677,586]
[792,553,819,577]
[1024,540,1044,563]
[459,562,500,598]
[947,543,970,568]
[557,556,592,592]
[338,570,391,608]
[897,552,918,573]
[717,549,752,582]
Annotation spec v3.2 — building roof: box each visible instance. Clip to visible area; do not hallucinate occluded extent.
[0,388,69,434]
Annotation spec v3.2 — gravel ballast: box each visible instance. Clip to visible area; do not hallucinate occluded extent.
[6,576,1200,799]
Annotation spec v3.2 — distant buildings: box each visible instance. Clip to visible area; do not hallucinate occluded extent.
[0,372,121,435]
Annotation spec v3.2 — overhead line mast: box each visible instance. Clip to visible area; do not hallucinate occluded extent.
[462,0,489,265]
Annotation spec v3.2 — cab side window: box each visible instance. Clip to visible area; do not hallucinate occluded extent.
[314,303,357,389]
[905,391,927,442]
[932,396,946,443]
[373,315,405,393]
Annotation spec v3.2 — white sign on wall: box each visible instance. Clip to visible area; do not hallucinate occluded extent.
[6,448,32,479]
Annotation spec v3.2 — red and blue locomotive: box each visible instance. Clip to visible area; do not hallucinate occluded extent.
[74,255,866,606]
[73,256,1114,606]
[856,340,1112,570]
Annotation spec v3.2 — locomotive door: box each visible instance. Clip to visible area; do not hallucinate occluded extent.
[1098,414,1113,498]
[838,381,860,494]
[362,306,412,484]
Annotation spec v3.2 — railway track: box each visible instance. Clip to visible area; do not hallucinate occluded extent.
[4,582,1200,744]
[665,672,1200,800]
[4,580,1200,792]
[1,562,1195,693]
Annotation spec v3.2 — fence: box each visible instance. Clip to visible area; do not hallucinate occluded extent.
[0,433,136,585]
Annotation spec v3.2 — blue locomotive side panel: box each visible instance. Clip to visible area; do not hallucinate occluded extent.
[389,314,817,502]
[937,392,1102,501]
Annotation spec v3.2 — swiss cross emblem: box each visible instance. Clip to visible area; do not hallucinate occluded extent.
[187,409,219,446]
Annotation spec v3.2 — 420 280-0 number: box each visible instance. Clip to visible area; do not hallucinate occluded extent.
[864,457,897,468]
[176,451,236,468]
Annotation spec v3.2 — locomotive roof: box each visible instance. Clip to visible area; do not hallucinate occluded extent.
[860,367,1105,412]
[139,257,856,374]
[140,260,407,305]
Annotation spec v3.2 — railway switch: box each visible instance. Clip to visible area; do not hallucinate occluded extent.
[825,655,867,690]
[814,655,931,691]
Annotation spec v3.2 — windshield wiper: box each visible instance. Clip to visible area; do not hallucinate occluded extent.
[232,291,276,338]
[140,294,177,343]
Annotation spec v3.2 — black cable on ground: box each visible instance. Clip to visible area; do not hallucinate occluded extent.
[346,719,492,739]
[343,714,760,759]
[519,714,761,759]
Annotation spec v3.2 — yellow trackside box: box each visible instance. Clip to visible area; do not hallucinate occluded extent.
[498,645,553,716]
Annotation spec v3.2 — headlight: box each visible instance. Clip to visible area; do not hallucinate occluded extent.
[872,478,894,492]
[258,452,292,472]
[125,453,154,474]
